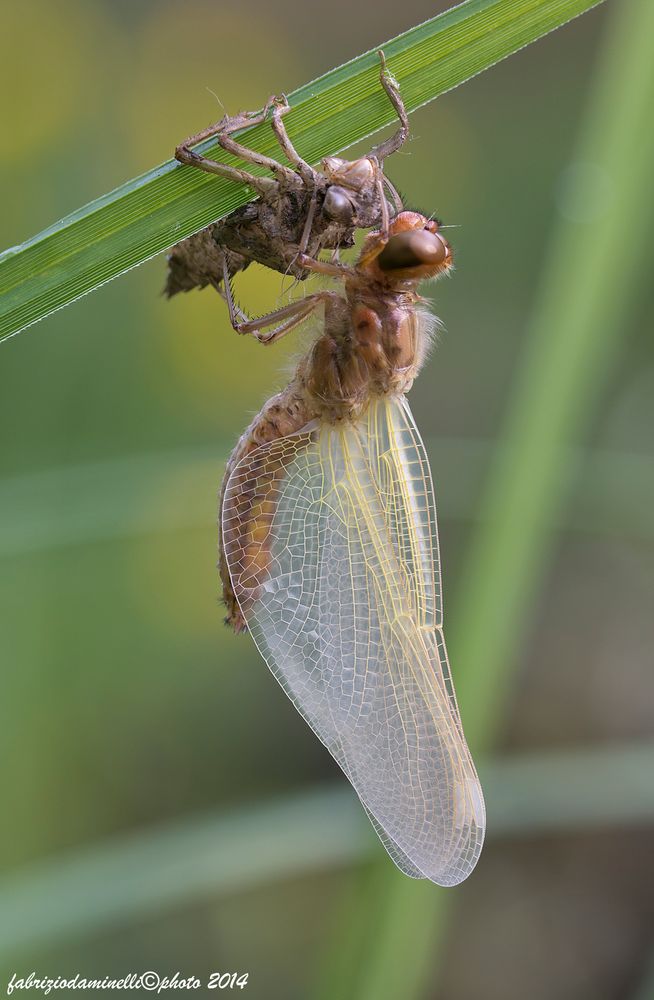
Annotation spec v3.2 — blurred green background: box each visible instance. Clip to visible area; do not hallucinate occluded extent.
[1,1,653,998]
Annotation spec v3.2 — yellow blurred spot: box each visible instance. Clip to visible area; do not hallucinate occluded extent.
[151,262,310,427]
[0,0,117,162]
[124,2,312,427]
[124,4,300,166]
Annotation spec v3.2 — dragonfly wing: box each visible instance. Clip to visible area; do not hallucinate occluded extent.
[222,396,485,886]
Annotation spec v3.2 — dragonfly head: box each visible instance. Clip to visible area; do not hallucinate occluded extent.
[362,211,453,285]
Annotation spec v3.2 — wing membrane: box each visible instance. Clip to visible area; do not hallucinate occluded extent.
[222,396,485,885]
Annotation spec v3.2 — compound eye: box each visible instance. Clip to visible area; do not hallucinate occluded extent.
[377,229,448,271]
[323,186,354,224]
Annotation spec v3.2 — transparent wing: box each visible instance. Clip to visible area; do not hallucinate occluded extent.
[222,396,485,886]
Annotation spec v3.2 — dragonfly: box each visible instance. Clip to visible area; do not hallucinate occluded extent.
[219,208,486,886]
[166,52,407,301]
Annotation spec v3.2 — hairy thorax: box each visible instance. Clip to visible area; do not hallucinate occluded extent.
[297,284,428,423]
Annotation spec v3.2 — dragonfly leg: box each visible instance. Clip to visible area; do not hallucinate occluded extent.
[214,96,299,184]
[369,50,410,164]
[297,188,319,256]
[296,253,355,280]
[372,165,391,242]
[175,96,296,195]
[366,161,403,242]
[270,99,317,186]
[221,259,330,344]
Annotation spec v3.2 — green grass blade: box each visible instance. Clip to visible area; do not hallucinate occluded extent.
[633,953,654,1000]
[0,439,650,557]
[321,0,654,997]
[1,742,652,961]
[0,0,604,342]
[453,0,654,751]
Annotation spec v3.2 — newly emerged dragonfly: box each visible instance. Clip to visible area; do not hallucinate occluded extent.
[219,211,485,886]
[165,53,407,299]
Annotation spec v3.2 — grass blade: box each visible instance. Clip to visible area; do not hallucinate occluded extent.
[0,439,651,557]
[0,0,604,342]
[321,0,654,997]
[1,743,652,961]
